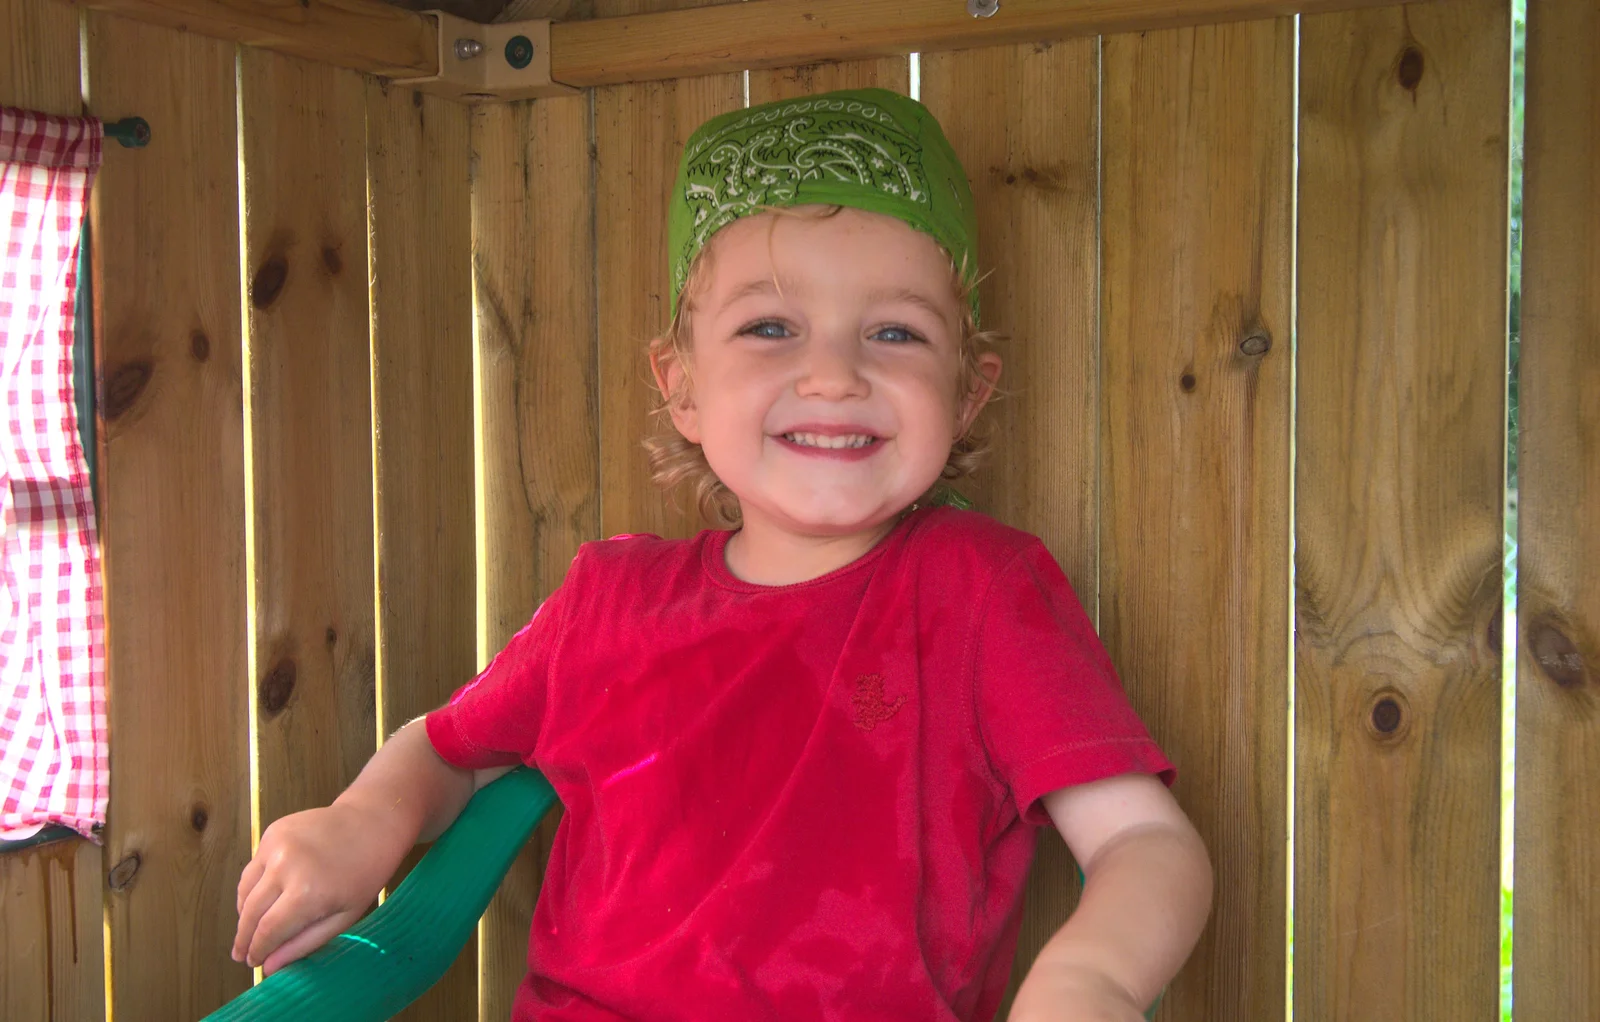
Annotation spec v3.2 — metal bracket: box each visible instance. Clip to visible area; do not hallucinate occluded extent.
[393,13,579,103]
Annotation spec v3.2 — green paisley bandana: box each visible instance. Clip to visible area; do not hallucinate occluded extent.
[668,88,981,325]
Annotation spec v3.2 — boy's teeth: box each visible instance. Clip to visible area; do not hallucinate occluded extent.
[785,432,876,449]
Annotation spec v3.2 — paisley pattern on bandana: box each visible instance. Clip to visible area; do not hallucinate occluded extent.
[668,89,981,324]
[677,98,932,296]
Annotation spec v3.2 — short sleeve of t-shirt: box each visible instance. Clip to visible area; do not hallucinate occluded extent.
[975,541,1174,826]
[425,583,570,771]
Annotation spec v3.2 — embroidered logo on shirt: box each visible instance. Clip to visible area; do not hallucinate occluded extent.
[851,674,907,731]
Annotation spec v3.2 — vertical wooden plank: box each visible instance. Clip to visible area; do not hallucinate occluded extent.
[0,849,53,1022]
[239,49,376,831]
[748,57,909,105]
[0,840,105,1022]
[1,9,104,1021]
[593,0,742,539]
[367,81,478,1022]
[470,93,599,1022]
[86,14,250,1018]
[0,0,79,116]
[920,39,1098,1013]
[1515,0,1600,1016]
[595,69,744,538]
[1101,19,1292,1021]
[1296,3,1508,1019]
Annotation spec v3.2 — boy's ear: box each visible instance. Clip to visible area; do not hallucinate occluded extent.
[957,351,1003,434]
[650,344,701,444]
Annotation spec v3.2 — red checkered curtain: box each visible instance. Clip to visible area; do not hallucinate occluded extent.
[0,107,104,842]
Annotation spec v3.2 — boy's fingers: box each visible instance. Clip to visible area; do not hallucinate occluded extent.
[260,909,362,976]
[233,879,283,964]
[237,858,265,915]
[248,891,328,969]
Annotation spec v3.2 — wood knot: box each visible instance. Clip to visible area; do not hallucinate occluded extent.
[259,659,298,717]
[1528,618,1587,689]
[250,254,289,310]
[1366,689,1410,741]
[1179,372,1197,393]
[1019,166,1067,190]
[320,244,343,276]
[190,804,209,832]
[1397,46,1425,91]
[1239,331,1272,357]
[108,852,141,891]
[190,330,211,363]
[995,165,1066,190]
[103,360,153,419]
[325,626,338,648]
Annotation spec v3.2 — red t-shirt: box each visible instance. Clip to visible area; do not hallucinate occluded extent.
[426,507,1171,1022]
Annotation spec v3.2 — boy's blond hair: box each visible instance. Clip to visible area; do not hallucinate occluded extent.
[645,207,1002,527]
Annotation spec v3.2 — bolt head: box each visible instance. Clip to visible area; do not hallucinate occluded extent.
[505,35,536,70]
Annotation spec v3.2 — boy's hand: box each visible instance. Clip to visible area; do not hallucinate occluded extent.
[1008,964,1146,1022]
[232,800,412,974]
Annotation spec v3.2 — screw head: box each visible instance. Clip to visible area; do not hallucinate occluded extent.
[505,35,535,70]
[454,38,484,60]
[967,0,1000,17]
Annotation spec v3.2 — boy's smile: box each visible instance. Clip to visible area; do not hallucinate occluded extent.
[656,206,1000,583]
[775,425,884,460]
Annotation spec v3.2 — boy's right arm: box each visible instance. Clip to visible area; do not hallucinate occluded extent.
[232,717,511,974]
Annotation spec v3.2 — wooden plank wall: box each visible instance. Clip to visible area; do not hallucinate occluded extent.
[1296,2,1509,1019]
[1516,0,1599,1017]
[0,1,1551,1019]
[0,3,107,1020]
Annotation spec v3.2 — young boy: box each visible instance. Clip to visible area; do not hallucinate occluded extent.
[232,89,1211,1022]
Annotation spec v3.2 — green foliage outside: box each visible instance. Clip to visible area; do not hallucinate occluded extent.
[1497,1,1523,1017]
[1501,3,1526,1020]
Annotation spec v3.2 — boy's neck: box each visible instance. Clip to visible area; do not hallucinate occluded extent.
[723,510,903,586]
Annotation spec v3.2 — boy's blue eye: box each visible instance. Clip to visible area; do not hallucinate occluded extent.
[873,325,925,344]
[741,320,791,339]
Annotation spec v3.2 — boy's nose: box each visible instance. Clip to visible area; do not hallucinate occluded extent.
[795,336,870,401]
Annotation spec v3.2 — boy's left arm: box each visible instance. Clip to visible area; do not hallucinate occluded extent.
[1009,773,1213,1022]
